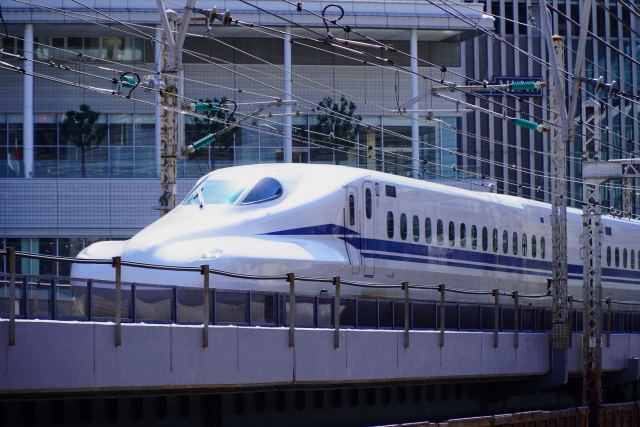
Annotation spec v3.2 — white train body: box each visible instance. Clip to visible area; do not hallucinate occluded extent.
[72,164,640,304]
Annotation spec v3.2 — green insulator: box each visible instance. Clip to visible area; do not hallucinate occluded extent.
[514,117,539,131]
[192,134,216,151]
[121,75,136,88]
[510,81,537,91]
[191,102,218,112]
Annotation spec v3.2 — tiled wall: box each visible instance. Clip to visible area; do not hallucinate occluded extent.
[0,178,198,237]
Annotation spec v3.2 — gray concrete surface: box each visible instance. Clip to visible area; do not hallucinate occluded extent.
[1,320,639,394]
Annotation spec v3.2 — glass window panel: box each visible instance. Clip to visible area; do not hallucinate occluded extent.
[235,147,259,165]
[482,227,488,251]
[134,122,155,147]
[492,229,498,253]
[259,119,283,147]
[413,215,419,242]
[102,38,116,60]
[382,116,411,149]
[607,246,611,266]
[615,248,620,267]
[437,219,444,245]
[309,147,334,164]
[502,230,508,254]
[541,237,545,259]
[51,37,65,60]
[37,238,57,276]
[34,147,58,177]
[471,225,477,249]
[522,234,527,257]
[400,214,407,241]
[632,249,635,269]
[84,37,99,59]
[259,148,283,163]
[34,123,57,146]
[448,221,455,247]
[387,211,394,239]
[365,189,372,219]
[58,238,84,277]
[425,218,432,243]
[513,232,518,255]
[83,146,109,177]
[67,37,82,59]
[292,115,308,148]
[109,147,134,177]
[109,122,133,146]
[116,38,133,61]
[623,248,628,268]
[460,223,466,248]
[135,147,156,178]
[34,37,50,60]
[531,235,537,258]
[134,38,143,61]
[236,127,259,147]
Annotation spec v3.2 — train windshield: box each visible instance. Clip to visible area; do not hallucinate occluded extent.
[184,181,248,205]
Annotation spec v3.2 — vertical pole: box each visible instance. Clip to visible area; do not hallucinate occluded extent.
[284,26,293,163]
[159,10,178,216]
[202,265,209,348]
[51,277,57,320]
[155,26,163,178]
[513,291,519,349]
[493,289,499,348]
[582,99,603,427]
[410,28,419,179]
[113,256,122,347]
[606,298,611,348]
[403,281,409,348]
[8,247,16,346]
[23,24,34,179]
[439,284,445,347]
[288,273,295,348]
[333,276,340,349]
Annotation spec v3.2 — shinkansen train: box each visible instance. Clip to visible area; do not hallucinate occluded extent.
[71,163,640,304]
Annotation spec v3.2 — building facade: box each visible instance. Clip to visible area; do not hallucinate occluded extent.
[1,0,497,274]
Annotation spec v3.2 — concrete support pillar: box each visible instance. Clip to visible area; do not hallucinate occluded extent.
[410,29,419,179]
[284,26,292,163]
[155,27,162,177]
[23,24,34,179]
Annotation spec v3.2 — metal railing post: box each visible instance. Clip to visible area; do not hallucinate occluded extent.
[202,265,209,348]
[8,246,15,346]
[51,277,58,320]
[288,273,295,348]
[403,282,409,348]
[493,289,499,348]
[606,297,611,348]
[513,291,519,349]
[113,256,122,347]
[439,283,445,347]
[333,276,340,349]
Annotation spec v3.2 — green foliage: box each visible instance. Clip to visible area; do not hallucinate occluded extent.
[189,97,237,150]
[314,96,362,149]
[60,104,107,177]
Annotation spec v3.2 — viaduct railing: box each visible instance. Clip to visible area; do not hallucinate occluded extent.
[1,247,639,350]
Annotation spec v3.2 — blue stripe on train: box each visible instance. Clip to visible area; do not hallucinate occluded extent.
[265,223,640,284]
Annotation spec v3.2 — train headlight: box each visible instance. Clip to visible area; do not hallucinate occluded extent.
[198,248,223,260]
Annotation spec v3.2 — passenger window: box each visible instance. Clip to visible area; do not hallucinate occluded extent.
[365,188,372,219]
[607,246,611,266]
[437,219,444,245]
[400,214,407,241]
[387,212,394,239]
[522,234,528,257]
[492,228,498,253]
[502,230,508,254]
[471,225,477,249]
[512,232,518,255]
[482,227,488,251]
[460,223,466,248]
[632,249,635,269]
[541,236,545,259]
[425,218,432,244]
[413,215,419,242]
[623,248,628,268]
[531,235,537,258]
[449,221,455,247]
[348,195,355,226]
[615,247,620,267]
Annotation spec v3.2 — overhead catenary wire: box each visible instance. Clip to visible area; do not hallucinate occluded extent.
[8,1,640,209]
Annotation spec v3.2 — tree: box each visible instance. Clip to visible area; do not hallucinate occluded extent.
[60,104,107,178]
[314,96,362,153]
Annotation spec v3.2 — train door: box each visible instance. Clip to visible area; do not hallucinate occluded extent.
[362,181,375,277]
[346,187,361,274]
